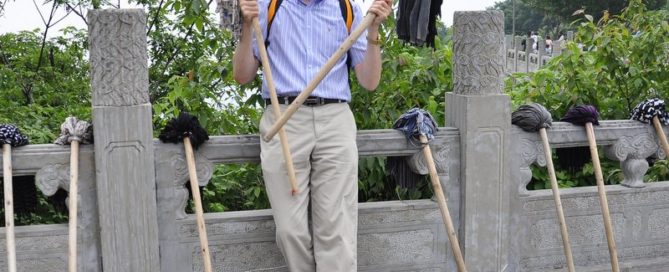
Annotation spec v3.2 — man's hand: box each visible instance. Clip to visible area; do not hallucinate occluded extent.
[368,0,393,28]
[239,0,259,24]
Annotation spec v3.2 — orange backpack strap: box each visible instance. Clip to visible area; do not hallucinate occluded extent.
[265,0,283,47]
[340,0,353,33]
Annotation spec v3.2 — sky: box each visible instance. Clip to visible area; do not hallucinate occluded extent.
[0,0,500,36]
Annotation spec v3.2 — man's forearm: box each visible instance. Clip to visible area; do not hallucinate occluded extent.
[233,24,259,84]
[355,28,382,91]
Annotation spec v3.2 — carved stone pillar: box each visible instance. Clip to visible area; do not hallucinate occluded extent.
[448,10,512,271]
[88,9,160,271]
[604,133,658,188]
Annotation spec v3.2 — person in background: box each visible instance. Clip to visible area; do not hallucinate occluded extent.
[232,0,393,271]
[545,35,553,54]
[530,31,539,52]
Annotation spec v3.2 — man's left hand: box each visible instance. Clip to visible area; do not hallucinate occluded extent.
[368,0,393,28]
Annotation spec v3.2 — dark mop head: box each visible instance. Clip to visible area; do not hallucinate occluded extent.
[391,108,438,188]
[630,98,669,125]
[561,105,600,126]
[158,112,210,149]
[0,125,32,216]
[557,105,600,174]
[512,103,553,132]
[392,108,438,146]
[0,124,29,147]
[54,117,93,145]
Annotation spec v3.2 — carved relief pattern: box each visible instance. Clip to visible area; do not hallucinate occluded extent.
[604,134,658,188]
[453,11,505,95]
[171,152,214,187]
[605,134,657,161]
[35,164,70,196]
[407,142,452,175]
[516,136,547,191]
[89,10,149,106]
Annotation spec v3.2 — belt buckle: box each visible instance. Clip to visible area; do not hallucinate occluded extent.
[304,97,320,106]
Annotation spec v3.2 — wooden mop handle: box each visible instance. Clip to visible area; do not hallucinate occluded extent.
[539,128,575,272]
[262,14,376,142]
[419,135,467,272]
[183,137,213,272]
[69,141,80,272]
[3,144,16,272]
[252,18,299,195]
[652,116,669,157]
[585,123,620,272]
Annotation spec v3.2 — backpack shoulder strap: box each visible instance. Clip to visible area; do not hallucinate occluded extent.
[265,0,283,47]
[339,0,353,33]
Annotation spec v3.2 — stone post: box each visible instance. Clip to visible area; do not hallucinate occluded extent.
[536,39,545,69]
[448,11,512,271]
[88,9,160,271]
[514,36,523,73]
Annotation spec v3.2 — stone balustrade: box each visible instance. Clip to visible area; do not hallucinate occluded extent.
[1,9,668,272]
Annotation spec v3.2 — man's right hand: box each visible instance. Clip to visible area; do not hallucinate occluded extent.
[239,0,259,24]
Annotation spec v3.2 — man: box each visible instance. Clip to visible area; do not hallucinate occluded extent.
[232,0,392,270]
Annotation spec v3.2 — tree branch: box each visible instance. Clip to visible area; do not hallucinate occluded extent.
[32,0,47,25]
[147,0,165,35]
[65,3,88,25]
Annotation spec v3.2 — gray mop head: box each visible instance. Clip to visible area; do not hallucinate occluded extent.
[54,117,94,145]
[512,103,553,132]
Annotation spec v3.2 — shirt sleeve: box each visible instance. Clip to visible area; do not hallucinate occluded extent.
[349,1,368,68]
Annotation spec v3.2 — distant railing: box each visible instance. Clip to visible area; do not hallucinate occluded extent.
[504,32,573,73]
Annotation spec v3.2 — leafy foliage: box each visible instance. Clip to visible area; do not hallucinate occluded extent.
[509,0,669,119]
[522,0,667,21]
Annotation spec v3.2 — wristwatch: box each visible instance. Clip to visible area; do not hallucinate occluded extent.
[367,34,382,46]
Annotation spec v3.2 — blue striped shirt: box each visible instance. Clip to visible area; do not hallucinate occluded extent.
[252,0,368,101]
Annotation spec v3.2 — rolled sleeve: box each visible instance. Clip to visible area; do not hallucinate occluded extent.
[349,2,367,68]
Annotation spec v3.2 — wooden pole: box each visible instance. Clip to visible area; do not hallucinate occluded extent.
[652,116,669,157]
[539,128,575,272]
[252,18,299,195]
[420,135,467,272]
[68,140,80,272]
[3,144,16,272]
[585,123,620,272]
[183,137,213,272]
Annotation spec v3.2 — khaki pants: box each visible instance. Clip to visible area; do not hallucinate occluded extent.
[259,103,358,272]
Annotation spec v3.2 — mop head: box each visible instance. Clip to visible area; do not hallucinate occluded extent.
[630,98,669,125]
[54,117,94,145]
[512,103,553,132]
[392,108,438,146]
[557,105,600,174]
[0,124,29,147]
[158,112,210,149]
[561,105,600,126]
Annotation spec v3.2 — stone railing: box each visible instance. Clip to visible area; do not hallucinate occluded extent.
[504,32,573,74]
[1,9,669,272]
[510,121,669,271]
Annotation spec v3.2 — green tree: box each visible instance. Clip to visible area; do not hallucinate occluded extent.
[522,0,667,21]
[489,0,563,35]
